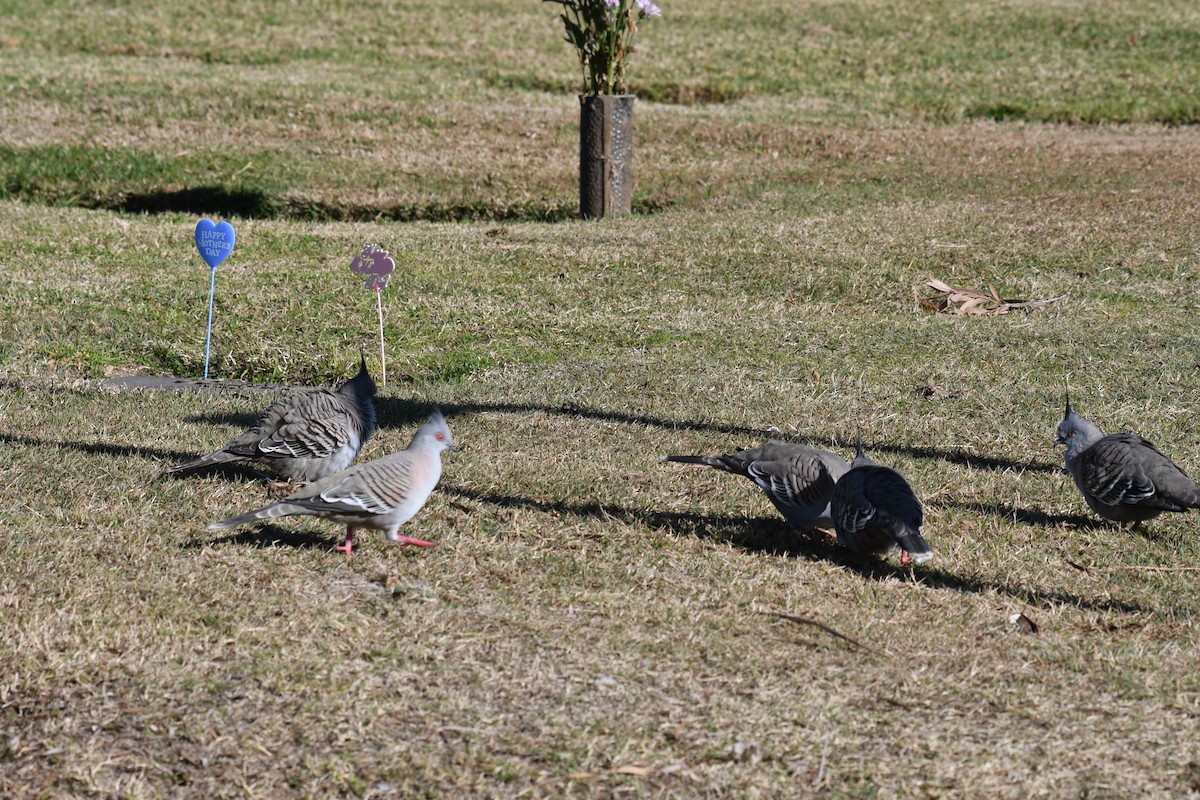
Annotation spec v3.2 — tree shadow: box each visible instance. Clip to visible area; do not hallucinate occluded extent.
[177,395,433,431]
[446,481,824,555]
[940,499,1189,543]
[936,499,1102,530]
[110,185,281,217]
[443,483,1155,615]
[0,432,277,485]
[376,398,1063,475]
[890,565,1151,615]
[0,431,200,466]
[182,411,261,429]
[99,185,653,224]
[82,382,1059,475]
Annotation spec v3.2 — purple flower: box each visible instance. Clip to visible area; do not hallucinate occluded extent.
[604,0,619,7]
[635,0,661,17]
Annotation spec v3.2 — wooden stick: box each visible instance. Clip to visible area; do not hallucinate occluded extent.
[375,286,386,386]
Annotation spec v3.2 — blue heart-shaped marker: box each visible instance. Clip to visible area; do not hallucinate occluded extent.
[194,219,236,269]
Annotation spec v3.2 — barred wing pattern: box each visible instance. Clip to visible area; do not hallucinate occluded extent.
[832,464,931,563]
[1077,434,1200,517]
[664,441,851,529]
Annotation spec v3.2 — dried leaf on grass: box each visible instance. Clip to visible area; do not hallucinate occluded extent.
[920,278,1063,316]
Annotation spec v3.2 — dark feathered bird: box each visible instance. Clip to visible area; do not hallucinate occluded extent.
[166,355,377,484]
[662,441,851,530]
[1056,392,1200,525]
[831,444,931,565]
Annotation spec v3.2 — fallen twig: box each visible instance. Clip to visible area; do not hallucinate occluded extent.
[1081,565,1200,573]
[765,612,878,654]
[568,765,656,780]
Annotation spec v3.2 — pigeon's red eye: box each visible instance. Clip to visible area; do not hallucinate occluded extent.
[436,432,444,440]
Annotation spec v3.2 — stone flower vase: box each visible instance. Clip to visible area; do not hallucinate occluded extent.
[579,94,634,219]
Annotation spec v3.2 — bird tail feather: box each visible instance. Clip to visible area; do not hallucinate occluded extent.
[207,502,306,531]
[165,450,243,475]
[661,454,710,465]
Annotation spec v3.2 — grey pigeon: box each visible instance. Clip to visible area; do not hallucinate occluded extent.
[1056,392,1200,525]
[208,409,455,554]
[662,441,852,530]
[167,355,377,484]
[831,444,932,565]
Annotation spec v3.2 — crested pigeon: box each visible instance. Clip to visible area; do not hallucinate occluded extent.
[1056,393,1200,525]
[167,355,377,484]
[208,409,455,554]
[831,444,932,565]
[662,441,852,530]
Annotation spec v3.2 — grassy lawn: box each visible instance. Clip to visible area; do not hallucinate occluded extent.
[3,1,1200,797]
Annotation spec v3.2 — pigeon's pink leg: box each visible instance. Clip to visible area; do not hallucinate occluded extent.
[900,550,911,567]
[394,535,435,548]
[336,528,355,556]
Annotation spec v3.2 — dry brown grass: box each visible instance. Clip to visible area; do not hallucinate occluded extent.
[4,368,1200,798]
[4,0,1200,797]
[5,158,1200,794]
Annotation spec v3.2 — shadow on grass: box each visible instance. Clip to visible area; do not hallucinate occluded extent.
[163,461,272,483]
[378,397,1063,475]
[0,431,205,467]
[444,483,1154,616]
[13,384,1066,504]
[114,185,282,217]
[190,523,339,551]
[183,411,261,429]
[937,499,1100,530]
[96,380,1055,475]
[942,499,1187,542]
[0,432,281,486]
[99,185,670,223]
